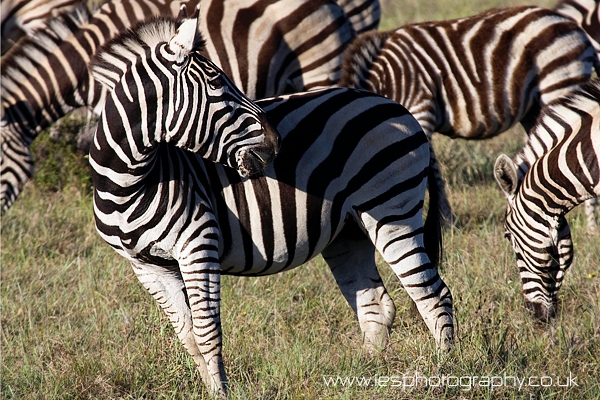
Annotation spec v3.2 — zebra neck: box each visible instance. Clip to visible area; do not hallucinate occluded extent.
[339,30,388,91]
[89,116,162,195]
[518,171,577,218]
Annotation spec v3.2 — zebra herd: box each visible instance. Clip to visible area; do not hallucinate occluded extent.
[1,0,599,395]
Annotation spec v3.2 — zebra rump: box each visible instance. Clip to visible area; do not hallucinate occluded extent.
[494,79,600,322]
[89,14,453,396]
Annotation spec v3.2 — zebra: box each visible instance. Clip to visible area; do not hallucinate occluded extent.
[339,5,600,226]
[554,0,600,57]
[89,11,454,396]
[196,0,356,99]
[0,0,82,54]
[494,79,600,322]
[1,0,360,213]
[335,0,380,34]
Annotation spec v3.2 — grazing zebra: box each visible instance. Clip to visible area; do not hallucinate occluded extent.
[0,0,82,54]
[0,0,358,213]
[90,12,454,396]
[494,79,600,322]
[339,6,600,225]
[554,0,600,56]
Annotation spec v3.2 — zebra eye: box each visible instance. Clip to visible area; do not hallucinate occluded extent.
[208,75,225,90]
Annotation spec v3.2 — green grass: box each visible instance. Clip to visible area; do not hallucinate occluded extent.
[2,1,599,398]
[379,0,556,29]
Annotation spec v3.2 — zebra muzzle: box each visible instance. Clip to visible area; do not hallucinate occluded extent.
[235,115,280,178]
[524,299,557,323]
[236,145,277,178]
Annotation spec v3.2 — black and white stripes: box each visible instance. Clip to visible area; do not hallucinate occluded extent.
[494,79,600,322]
[1,0,82,53]
[554,0,600,56]
[90,15,453,395]
[339,5,599,224]
[1,0,364,212]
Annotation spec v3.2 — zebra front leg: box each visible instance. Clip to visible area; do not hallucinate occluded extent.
[130,262,216,392]
[360,212,454,350]
[322,230,396,353]
[179,258,227,397]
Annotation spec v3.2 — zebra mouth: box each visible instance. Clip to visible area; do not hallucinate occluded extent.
[236,147,274,178]
[249,149,268,166]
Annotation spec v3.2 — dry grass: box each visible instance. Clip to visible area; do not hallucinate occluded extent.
[2,0,599,398]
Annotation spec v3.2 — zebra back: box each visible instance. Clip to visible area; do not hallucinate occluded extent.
[339,5,599,139]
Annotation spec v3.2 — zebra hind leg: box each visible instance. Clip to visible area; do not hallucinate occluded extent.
[359,210,454,350]
[322,224,396,353]
[130,262,221,396]
[584,198,598,231]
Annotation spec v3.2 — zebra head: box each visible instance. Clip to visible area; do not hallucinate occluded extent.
[494,154,574,322]
[89,7,280,177]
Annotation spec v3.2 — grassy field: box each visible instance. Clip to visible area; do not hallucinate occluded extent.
[2,0,599,399]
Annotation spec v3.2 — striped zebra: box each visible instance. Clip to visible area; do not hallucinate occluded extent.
[0,0,359,212]
[554,0,600,56]
[0,0,82,54]
[335,0,380,33]
[90,12,454,395]
[494,79,600,322]
[339,6,600,225]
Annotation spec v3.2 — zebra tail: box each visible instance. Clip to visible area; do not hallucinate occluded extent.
[423,145,443,270]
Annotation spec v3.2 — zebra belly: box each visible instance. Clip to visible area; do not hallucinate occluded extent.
[216,184,343,276]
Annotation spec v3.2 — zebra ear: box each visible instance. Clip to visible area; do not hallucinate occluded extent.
[169,4,202,60]
[494,154,519,198]
[176,4,188,23]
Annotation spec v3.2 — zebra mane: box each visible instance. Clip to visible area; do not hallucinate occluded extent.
[338,30,388,87]
[546,78,600,124]
[1,2,91,97]
[569,78,600,108]
[553,0,585,23]
[514,78,600,178]
[90,15,206,93]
